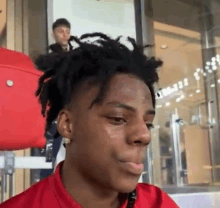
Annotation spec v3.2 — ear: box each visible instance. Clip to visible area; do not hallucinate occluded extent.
[57,109,74,140]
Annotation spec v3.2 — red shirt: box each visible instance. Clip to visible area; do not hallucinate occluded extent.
[0,162,179,208]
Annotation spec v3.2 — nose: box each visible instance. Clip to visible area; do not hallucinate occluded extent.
[127,120,151,146]
[63,31,69,38]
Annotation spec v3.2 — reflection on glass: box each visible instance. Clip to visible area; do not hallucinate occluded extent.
[159,127,174,185]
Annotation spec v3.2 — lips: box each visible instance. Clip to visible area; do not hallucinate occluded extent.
[119,161,144,175]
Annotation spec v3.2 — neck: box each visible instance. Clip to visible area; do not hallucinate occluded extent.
[62,45,68,50]
[61,160,127,208]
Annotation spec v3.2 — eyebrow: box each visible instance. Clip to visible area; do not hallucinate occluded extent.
[106,101,155,115]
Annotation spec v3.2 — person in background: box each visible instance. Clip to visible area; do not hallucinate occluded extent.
[49,18,73,53]
[0,33,179,208]
[49,18,74,166]
[39,18,73,180]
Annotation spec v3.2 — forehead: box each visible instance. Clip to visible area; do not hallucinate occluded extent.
[54,25,70,31]
[103,74,152,106]
[70,74,153,110]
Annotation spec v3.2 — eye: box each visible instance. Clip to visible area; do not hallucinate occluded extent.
[146,123,154,130]
[108,117,126,125]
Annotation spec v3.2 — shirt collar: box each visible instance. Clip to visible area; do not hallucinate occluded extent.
[62,44,70,51]
[49,161,129,208]
[49,161,82,208]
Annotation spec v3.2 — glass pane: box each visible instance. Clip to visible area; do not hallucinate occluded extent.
[152,0,220,193]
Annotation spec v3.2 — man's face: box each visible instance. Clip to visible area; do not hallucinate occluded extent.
[53,25,70,47]
[63,74,155,193]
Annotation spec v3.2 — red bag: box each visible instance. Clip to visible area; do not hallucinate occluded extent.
[0,48,46,150]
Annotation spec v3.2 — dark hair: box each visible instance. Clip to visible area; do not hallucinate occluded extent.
[52,18,71,31]
[35,32,162,137]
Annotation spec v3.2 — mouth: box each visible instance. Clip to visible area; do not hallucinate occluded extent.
[119,161,144,175]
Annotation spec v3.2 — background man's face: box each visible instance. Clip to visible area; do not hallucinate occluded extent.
[53,25,70,47]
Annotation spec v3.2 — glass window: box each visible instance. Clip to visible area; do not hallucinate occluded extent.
[149,0,220,194]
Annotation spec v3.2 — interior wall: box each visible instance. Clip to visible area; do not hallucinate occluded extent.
[154,22,202,88]
[51,0,136,47]
[0,0,6,47]
[28,0,48,59]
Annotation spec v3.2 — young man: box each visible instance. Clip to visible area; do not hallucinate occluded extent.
[49,18,73,53]
[39,18,73,179]
[0,33,179,208]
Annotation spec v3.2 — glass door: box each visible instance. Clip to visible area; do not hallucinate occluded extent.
[145,0,220,193]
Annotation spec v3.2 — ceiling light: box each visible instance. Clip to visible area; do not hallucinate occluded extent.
[165,102,170,106]
[173,84,178,91]
[196,89,201,93]
[212,57,216,62]
[212,62,216,66]
[189,94,193,97]
[196,68,200,72]
[162,89,167,96]
[213,66,217,70]
[208,70,212,73]
[211,84,215,88]
[176,98,181,102]
[167,87,171,94]
[160,44,168,49]
[206,61,211,65]
[178,81,183,89]
[184,78,188,86]
[203,73,207,76]
[180,95,185,99]
[205,66,209,70]
[156,105,162,108]
[218,79,220,83]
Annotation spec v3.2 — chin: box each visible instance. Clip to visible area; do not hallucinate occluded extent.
[60,42,68,47]
[114,176,140,193]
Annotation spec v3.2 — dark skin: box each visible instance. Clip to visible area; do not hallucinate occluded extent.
[57,74,155,208]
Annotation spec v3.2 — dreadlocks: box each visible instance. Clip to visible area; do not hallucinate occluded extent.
[35,32,162,138]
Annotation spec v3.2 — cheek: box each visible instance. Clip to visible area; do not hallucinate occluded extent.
[57,34,63,39]
[74,115,125,160]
